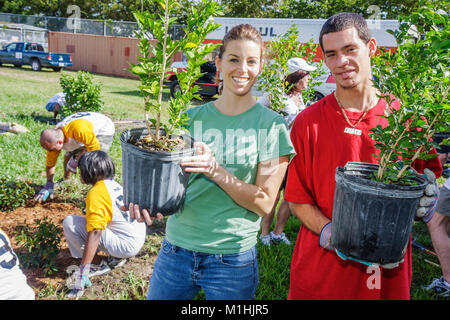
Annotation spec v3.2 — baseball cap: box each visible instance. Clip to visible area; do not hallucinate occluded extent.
[287,58,317,74]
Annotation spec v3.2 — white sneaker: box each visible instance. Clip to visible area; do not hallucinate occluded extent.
[88,260,111,277]
[259,234,272,246]
[270,232,291,245]
[106,256,127,268]
[424,277,450,297]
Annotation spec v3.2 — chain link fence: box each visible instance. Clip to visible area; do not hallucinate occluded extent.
[0,12,185,38]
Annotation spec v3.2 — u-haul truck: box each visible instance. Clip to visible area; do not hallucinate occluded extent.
[168,17,400,99]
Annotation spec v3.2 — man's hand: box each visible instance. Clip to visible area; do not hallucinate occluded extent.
[34,181,54,203]
[319,222,334,251]
[320,222,401,269]
[66,156,78,173]
[416,168,439,223]
[335,249,402,269]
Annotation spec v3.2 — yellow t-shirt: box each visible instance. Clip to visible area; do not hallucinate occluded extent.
[45,112,115,167]
[84,180,146,241]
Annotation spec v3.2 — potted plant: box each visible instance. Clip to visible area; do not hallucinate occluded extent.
[331,6,449,265]
[120,0,221,216]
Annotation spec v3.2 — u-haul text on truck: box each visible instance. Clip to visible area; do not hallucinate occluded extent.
[168,17,400,99]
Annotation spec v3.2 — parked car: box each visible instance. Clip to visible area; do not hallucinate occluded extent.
[312,71,336,101]
[0,42,72,71]
[167,60,219,98]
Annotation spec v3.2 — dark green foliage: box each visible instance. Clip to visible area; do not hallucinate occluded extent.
[14,218,62,276]
[371,5,449,184]
[0,177,34,212]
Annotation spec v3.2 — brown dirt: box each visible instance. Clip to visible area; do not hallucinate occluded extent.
[0,199,165,300]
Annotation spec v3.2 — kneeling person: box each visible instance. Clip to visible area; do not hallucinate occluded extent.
[63,151,146,297]
[35,111,115,203]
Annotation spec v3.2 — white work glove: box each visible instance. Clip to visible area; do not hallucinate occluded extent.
[67,264,92,299]
[34,181,54,203]
[416,168,439,223]
[66,156,78,173]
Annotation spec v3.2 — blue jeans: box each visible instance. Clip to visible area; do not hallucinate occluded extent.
[147,238,259,300]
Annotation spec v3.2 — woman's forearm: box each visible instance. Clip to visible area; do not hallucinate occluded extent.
[212,156,289,217]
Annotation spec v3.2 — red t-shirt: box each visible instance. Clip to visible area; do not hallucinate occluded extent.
[285,93,442,300]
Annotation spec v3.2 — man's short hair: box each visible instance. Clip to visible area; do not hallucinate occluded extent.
[79,150,115,185]
[319,12,372,50]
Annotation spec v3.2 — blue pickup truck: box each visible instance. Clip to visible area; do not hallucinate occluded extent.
[0,42,72,71]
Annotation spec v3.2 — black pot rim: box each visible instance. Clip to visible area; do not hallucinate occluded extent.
[120,127,195,158]
[337,162,427,192]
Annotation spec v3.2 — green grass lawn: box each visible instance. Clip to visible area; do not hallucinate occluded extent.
[0,65,447,300]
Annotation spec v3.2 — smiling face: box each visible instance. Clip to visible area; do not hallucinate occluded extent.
[322,27,376,90]
[215,39,262,97]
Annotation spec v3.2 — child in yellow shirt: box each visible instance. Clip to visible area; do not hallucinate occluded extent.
[63,150,146,298]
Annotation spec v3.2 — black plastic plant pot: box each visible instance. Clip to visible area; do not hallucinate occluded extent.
[120,127,195,216]
[433,131,450,154]
[331,162,427,265]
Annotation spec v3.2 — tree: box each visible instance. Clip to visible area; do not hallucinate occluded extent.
[218,0,446,20]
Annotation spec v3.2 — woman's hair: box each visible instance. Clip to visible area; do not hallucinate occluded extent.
[218,24,263,59]
[285,70,309,95]
[78,150,115,185]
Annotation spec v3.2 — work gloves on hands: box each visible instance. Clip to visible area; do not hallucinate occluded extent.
[319,222,401,269]
[34,181,54,203]
[416,168,439,224]
[67,264,92,299]
[66,156,78,173]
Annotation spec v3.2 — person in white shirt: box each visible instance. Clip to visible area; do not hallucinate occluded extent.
[257,57,316,246]
[257,57,316,128]
[0,229,35,300]
[45,92,66,123]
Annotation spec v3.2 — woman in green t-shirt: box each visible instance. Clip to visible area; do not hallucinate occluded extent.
[129,24,295,300]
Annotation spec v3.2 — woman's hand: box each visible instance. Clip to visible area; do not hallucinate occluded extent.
[180,142,219,179]
[121,203,164,225]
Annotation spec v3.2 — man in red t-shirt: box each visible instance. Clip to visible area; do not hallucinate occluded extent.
[284,12,442,300]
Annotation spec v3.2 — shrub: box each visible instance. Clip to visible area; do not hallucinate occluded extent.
[59,71,104,117]
[0,177,34,211]
[14,217,62,275]
[371,6,449,184]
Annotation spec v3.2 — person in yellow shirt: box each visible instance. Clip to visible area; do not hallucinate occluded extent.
[34,111,115,203]
[63,150,147,298]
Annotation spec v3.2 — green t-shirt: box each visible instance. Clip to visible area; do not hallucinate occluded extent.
[166,101,295,254]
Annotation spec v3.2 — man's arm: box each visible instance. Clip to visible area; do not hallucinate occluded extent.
[45,165,56,183]
[288,202,330,235]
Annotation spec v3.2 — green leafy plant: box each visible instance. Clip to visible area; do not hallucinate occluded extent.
[371,4,449,184]
[59,71,104,117]
[14,217,62,275]
[256,24,324,113]
[130,0,222,151]
[0,177,34,211]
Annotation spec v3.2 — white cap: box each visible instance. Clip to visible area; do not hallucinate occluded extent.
[287,58,317,74]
